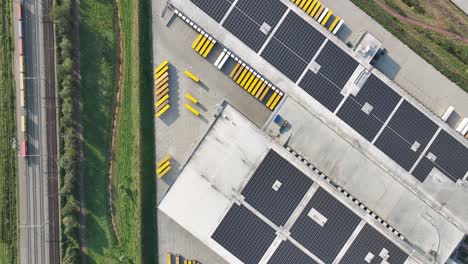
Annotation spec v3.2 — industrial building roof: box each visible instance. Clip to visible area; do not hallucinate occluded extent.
[159,104,453,264]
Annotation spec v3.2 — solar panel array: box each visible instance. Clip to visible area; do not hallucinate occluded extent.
[412,130,468,182]
[290,188,362,263]
[338,74,401,141]
[353,75,402,120]
[260,12,326,82]
[189,0,233,23]
[189,0,468,182]
[272,12,326,63]
[261,38,308,82]
[223,0,287,52]
[375,101,438,171]
[340,224,409,264]
[211,150,409,264]
[242,150,313,226]
[337,99,384,141]
[211,204,276,264]
[411,157,434,182]
[299,70,344,111]
[315,42,359,89]
[267,241,318,264]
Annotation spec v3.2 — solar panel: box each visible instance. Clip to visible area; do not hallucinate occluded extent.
[412,130,468,182]
[386,101,438,148]
[241,150,314,226]
[290,188,361,264]
[340,224,409,264]
[273,12,326,62]
[374,100,439,171]
[298,70,344,112]
[374,127,423,171]
[235,0,287,27]
[223,0,287,52]
[315,42,359,89]
[211,204,277,264]
[337,98,384,141]
[353,74,401,121]
[261,38,308,81]
[411,157,434,182]
[223,9,270,52]
[190,0,233,23]
[267,240,319,264]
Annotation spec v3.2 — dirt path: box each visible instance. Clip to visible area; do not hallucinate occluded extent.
[107,0,124,243]
[373,0,468,43]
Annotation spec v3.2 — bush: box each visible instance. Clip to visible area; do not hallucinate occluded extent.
[402,0,425,14]
[51,0,81,262]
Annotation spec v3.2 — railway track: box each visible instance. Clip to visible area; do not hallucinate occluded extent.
[17,0,59,262]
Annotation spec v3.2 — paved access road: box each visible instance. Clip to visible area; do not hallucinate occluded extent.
[17,0,60,262]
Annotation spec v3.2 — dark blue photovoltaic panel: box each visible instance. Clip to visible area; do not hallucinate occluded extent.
[411,157,434,182]
[337,75,401,142]
[223,9,269,52]
[315,42,359,88]
[374,127,422,171]
[242,150,313,227]
[234,0,286,26]
[273,12,326,62]
[337,98,384,141]
[190,0,233,23]
[298,70,343,111]
[374,100,438,171]
[354,74,401,121]
[223,0,287,52]
[268,240,318,264]
[386,101,438,148]
[290,188,361,264]
[261,38,308,82]
[340,224,408,264]
[412,130,468,182]
[211,204,276,264]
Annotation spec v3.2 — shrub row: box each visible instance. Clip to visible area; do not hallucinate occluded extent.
[50,1,81,263]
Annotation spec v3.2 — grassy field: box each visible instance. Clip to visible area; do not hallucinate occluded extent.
[382,0,468,36]
[351,0,468,91]
[0,0,18,263]
[111,0,156,261]
[80,0,119,261]
[80,0,156,261]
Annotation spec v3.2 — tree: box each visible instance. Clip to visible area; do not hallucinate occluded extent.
[50,0,72,34]
[59,37,72,58]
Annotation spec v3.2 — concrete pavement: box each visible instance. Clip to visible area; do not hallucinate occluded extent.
[153,2,273,263]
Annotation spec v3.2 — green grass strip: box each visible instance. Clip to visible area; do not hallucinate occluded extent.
[0,0,19,263]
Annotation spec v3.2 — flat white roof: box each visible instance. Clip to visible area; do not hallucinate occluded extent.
[159,104,271,264]
[159,104,449,264]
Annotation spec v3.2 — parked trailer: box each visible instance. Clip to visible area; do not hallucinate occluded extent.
[21,140,27,156]
[18,38,23,55]
[18,21,23,38]
[19,55,24,73]
[20,115,26,133]
[19,90,25,108]
[19,73,25,91]
[17,2,23,20]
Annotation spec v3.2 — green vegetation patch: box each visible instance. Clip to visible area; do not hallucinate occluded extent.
[111,0,156,261]
[79,0,119,262]
[0,0,19,263]
[80,0,156,261]
[351,0,468,92]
